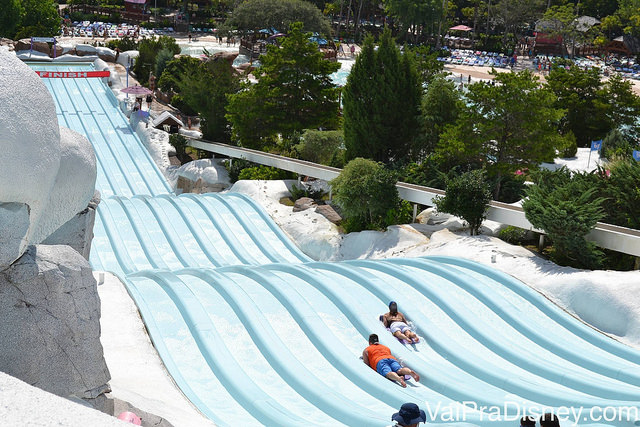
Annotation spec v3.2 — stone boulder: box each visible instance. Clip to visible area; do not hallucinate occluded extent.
[43,191,100,261]
[15,38,50,55]
[0,49,97,270]
[0,203,30,269]
[96,46,116,62]
[206,51,238,65]
[0,245,111,403]
[293,197,316,212]
[76,44,98,57]
[0,38,14,51]
[315,204,342,224]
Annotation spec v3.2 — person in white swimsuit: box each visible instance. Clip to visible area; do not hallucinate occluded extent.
[381,301,419,344]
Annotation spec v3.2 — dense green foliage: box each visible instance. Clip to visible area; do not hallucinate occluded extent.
[238,165,295,180]
[106,36,139,52]
[416,76,463,158]
[523,168,606,269]
[1,0,60,39]
[546,67,640,147]
[436,70,567,199]
[0,0,23,39]
[134,36,180,86]
[160,55,239,143]
[295,129,345,167]
[342,29,421,164]
[226,0,331,35]
[433,169,491,235]
[330,158,402,231]
[169,133,188,162]
[226,22,340,149]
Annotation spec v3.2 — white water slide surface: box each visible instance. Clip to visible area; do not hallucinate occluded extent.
[33,63,640,427]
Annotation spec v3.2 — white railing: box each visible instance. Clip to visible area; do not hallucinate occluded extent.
[187,138,640,257]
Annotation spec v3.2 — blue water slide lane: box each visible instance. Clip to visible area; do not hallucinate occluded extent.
[33,63,640,426]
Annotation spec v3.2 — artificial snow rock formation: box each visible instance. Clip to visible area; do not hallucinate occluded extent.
[0,245,110,401]
[0,49,96,270]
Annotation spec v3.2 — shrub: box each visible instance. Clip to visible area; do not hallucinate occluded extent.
[295,129,345,166]
[169,133,188,160]
[522,170,606,269]
[330,158,400,231]
[225,158,254,182]
[106,36,138,52]
[290,183,326,201]
[433,169,492,236]
[498,226,530,245]
[558,131,578,158]
[601,128,633,160]
[237,166,295,181]
[155,48,175,80]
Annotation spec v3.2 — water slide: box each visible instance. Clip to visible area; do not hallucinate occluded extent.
[33,63,640,426]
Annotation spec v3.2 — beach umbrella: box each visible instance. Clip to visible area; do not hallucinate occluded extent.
[120,85,152,95]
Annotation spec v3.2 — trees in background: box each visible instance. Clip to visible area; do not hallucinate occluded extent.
[225,0,331,35]
[0,0,60,39]
[436,70,568,199]
[226,22,340,149]
[134,36,181,85]
[546,66,640,148]
[342,29,421,164]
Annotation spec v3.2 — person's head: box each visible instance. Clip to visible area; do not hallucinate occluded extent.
[389,301,398,315]
[520,415,536,427]
[540,413,560,427]
[392,403,427,427]
[368,334,379,345]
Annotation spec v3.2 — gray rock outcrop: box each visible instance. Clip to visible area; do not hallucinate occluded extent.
[43,191,100,261]
[293,197,315,212]
[0,245,111,404]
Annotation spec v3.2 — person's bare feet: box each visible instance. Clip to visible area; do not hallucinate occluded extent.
[399,378,407,388]
[412,337,420,343]
[410,371,420,382]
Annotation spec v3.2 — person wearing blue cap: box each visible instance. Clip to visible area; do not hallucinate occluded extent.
[382,301,419,344]
[391,403,427,426]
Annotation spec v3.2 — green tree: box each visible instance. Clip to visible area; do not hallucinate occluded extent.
[433,169,492,236]
[15,0,61,39]
[436,70,567,198]
[342,29,421,164]
[541,4,581,58]
[416,76,463,158]
[523,169,606,269]
[493,0,543,48]
[382,0,441,42]
[154,48,175,80]
[408,44,445,86]
[605,159,640,230]
[134,36,180,85]
[601,128,634,160]
[0,0,22,39]
[226,22,340,149]
[226,0,331,35]
[330,157,400,231]
[546,66,640,147]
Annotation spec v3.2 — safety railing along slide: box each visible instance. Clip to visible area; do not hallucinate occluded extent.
[33,62,640,427]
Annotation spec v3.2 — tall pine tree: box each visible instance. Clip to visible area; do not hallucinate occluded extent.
[342,29,421,164]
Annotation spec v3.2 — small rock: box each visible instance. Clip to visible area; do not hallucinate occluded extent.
[293,197,315,212]
[315,204,342,224]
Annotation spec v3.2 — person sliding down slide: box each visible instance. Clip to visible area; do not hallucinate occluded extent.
[382,301,420,344]
[363,334,420,388]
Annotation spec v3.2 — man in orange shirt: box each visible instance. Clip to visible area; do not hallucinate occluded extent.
[362,334,420,387]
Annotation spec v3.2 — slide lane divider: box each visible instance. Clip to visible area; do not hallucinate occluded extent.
[388,257,640,389]
[94,202,140,275]
[113,197,169,270]
[155,194,239,266]
[343,259,639,406]
[123,275,230,427]
[222,192,312,263]
[284,262,545,409]
[135,195,201,268]
[230,264,512,426]
[129,270,312,427]
[191,194,293,265]
[181,268,386,427]
[427,256,640,366]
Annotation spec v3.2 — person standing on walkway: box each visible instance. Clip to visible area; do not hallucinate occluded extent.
[362,334,420,387]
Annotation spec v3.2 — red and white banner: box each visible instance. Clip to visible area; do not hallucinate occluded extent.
[35,71,110,78]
